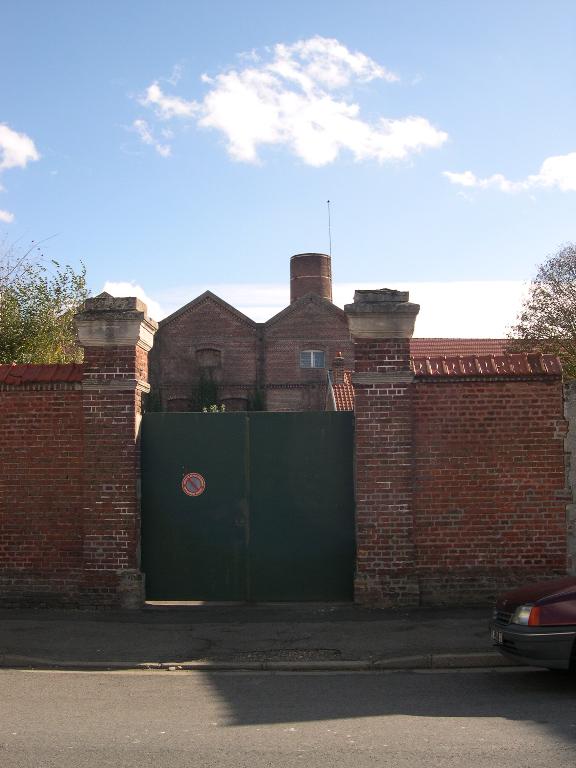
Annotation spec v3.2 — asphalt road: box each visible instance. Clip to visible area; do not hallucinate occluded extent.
[1,668,576,767]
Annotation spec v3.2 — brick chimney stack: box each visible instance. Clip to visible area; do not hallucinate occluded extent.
[290,253,332,304]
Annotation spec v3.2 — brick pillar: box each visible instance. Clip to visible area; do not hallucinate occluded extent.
[345,289,420,607]
[75,293,158,607]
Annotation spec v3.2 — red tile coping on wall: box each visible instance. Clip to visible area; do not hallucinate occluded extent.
[410,338,510,356]
[0,363,84,385]
[412,353,562,378]
[331,353,562,410]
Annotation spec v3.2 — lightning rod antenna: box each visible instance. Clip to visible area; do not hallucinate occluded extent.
[327,200,332,258]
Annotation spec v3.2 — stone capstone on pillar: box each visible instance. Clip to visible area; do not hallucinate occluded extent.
[344,288,420,339]
[75,292,158,351]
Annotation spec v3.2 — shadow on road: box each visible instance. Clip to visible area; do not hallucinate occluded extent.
[200,667,576,747]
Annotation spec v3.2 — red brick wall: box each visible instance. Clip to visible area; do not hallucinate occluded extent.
[413,378,568,603]
[0,383,85,606]
[0,336,150,607]
[1,351,568,608]
[351,334,568,607]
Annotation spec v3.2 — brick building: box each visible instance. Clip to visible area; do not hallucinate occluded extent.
[149,253,354,412]
[149,253,516,413]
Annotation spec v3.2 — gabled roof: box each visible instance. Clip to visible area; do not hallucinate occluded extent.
[159,290,258,330]
[0,363,84,385]
[264,292,346,329]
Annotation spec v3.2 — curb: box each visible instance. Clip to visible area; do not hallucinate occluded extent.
[0,651,511,672]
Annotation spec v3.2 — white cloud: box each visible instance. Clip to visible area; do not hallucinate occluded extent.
[333,281,527,338]
[268,36,398,91]
[132,119,171,157]
[134,36,448,166]
[165,64,183,87]
[0,124,40,170]
[103,281,164,321]
[0,124,39,224]
[140,82,199,120]
[444,150,576,193]
[154,283,290,321]
[533,151,576,191]
[150,279,525,337]
[0,209,15,223]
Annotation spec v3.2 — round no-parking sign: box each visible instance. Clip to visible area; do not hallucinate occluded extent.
[181,472,206,497]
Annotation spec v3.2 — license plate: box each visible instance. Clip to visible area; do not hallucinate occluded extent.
[491,628,503,645]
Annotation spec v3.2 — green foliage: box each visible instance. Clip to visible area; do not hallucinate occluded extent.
[192,373,220,411]
[0,242,88,364]
[202,404,226,413]
[509,242,576,378]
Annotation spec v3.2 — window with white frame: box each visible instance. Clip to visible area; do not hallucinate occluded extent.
[300,350,325,368]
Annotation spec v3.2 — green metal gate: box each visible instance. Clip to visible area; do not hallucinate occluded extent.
[141,411,355,601]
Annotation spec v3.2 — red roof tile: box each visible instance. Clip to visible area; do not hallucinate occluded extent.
[332,371,355,411]
[0,363,84,385]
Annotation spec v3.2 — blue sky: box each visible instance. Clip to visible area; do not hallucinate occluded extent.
[1,1,575,335]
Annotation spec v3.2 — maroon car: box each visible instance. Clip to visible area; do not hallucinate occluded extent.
[490,575,576,670]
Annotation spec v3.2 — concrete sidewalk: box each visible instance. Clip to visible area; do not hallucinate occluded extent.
[0,603,509,671]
